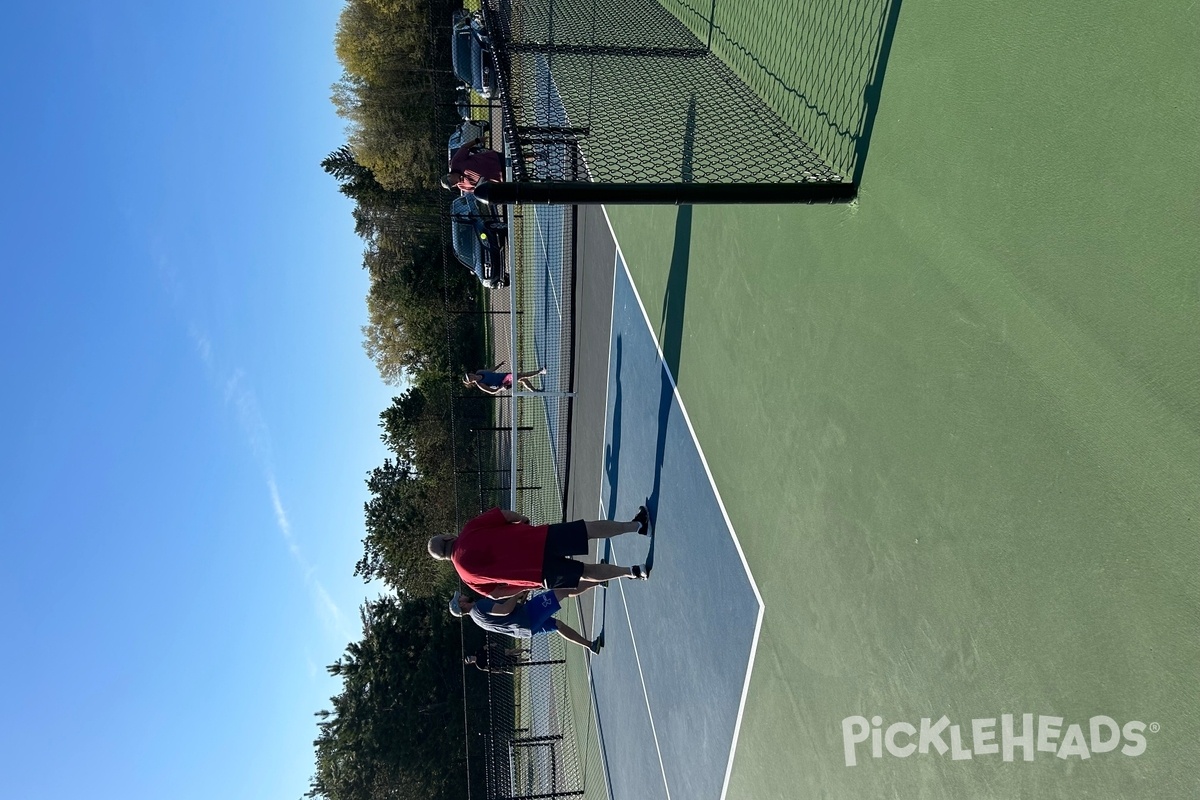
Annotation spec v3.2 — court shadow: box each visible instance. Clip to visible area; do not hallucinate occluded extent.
[660,206,692,382]
[644,520,657,572]
[852,0,904,184]
[604,336,625,522]
[647,205,691,524]
[695,0,905,183]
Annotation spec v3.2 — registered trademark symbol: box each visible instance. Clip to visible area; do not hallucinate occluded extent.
[1149,722,1160,733]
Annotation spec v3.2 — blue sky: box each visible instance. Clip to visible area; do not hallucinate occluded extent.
[0,3,398,798]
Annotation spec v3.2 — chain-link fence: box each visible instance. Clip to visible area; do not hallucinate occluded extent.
[447,276,592,800]
[478,0,855,203]
[467,634,591,800]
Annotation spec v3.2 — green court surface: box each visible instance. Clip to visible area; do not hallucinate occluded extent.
[604,0,1198,797]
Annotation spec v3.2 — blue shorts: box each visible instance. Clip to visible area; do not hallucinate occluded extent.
[523,591,562,634]
[478,370,511,389]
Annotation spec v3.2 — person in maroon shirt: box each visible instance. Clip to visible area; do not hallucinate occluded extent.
[440,137,504,193]
[428,506,652,599]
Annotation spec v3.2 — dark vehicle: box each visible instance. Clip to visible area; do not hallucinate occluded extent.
[454,86,474,119]
[451,11,494,98]
[450,194,507,288]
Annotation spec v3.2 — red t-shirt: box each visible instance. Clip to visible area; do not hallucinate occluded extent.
[452,507,549,598]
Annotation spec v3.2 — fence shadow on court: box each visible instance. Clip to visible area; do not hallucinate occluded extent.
[668,0,905,183]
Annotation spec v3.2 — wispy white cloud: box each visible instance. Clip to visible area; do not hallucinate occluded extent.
[312,581,351,640]
[267,476,300,559]
[223,369,272,465]
[188,324,212,368]
[185,321,350,643]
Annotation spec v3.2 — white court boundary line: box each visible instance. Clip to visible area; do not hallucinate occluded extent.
[595,207,766,800]
[581,622,615,800]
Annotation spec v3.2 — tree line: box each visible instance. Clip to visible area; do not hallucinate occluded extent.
[308,1,497,798]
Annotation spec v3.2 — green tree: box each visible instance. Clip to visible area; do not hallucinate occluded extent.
[331,0,445,190]
[361,270,419,386]
[307,595,468,800]
[313,1,497,797]
[357,456,455,596]
[323,142,479,384]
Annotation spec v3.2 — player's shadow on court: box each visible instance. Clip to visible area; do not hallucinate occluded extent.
[604,336,624,523]
[647,205,690,524]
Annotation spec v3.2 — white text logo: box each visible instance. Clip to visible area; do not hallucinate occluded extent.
[841,714,1152,767]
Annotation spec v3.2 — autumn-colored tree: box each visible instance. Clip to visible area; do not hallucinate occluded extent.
[331,0,453,190]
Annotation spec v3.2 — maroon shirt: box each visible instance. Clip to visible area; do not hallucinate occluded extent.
[449,145,504,189]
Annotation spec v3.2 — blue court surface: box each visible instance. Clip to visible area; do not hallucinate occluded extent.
[590,252,763,800]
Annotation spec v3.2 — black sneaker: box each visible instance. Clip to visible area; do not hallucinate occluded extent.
[630,564,650,580]
[589,634,604,654]
[633,505,651,536]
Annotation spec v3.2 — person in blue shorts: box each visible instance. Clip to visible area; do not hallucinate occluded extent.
[463,362,546,395]
[449,586,603,654]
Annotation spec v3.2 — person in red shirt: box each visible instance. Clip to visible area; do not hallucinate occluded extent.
[440,137,504,193]
[428,506,652,599]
